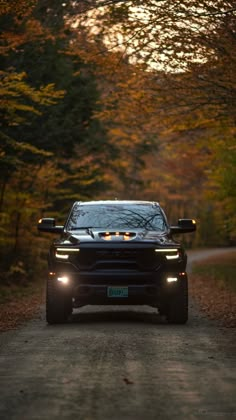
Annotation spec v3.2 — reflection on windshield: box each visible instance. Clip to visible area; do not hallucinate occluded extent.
[66,204,167,232]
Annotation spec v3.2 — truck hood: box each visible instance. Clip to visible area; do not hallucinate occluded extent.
[60,228,176,246]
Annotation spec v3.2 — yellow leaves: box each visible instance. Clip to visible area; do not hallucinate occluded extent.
[0,71,65,125]
[109,127,126,139]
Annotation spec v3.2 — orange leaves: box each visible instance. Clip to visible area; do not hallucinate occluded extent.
[0,2,54,56]
[0,0,37,17]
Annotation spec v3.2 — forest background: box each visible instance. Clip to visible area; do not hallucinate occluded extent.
[0,0,235,284]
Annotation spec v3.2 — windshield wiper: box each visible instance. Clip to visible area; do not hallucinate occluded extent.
[69,226,99,230]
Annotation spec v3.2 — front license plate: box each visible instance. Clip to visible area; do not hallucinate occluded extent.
[107,286,128,298]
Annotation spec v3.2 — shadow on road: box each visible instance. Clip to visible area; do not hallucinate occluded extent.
[67,308,166,325]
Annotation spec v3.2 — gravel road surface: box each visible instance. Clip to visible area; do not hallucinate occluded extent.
[0,249,235,419]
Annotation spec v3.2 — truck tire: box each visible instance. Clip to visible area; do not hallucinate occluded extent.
[166,274,188,324]
[46,275,72,324]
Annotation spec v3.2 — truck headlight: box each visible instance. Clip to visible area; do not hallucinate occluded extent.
[55,248,80,260]
[155,248,180,260]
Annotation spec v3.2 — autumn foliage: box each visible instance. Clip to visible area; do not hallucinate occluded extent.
[0,0,235,284]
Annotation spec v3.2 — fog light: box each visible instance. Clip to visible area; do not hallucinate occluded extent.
[167,277,178,283]
[57,276,69,284]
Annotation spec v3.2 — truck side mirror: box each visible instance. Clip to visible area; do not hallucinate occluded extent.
[38,218,64,234]
[170,219,196,234]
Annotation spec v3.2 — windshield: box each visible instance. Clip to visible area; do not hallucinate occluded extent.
[66,203,168,232]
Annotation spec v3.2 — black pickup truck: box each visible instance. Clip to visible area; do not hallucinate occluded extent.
[38,200,196,324]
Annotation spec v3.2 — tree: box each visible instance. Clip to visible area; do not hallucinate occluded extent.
[75,0,236,241]
[0,0,118,280]
[0,1,65,278]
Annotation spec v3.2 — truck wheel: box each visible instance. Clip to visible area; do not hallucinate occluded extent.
[46,276,72,324]
[166,274,188,324]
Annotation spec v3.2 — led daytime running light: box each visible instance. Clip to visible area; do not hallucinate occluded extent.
[155,248,178,252]
[155,248,180,260]
[166,254,180,260]
[55,248,80,260]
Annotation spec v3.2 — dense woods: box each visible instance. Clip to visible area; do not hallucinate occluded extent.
[0,0,235,283]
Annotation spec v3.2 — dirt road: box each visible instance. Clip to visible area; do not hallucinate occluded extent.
[0,249,235,419]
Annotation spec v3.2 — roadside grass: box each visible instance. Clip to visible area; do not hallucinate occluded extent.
[190,251,236,327]
[192,251,236,293]
[0,279,44,332]
[0,280,44,304]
